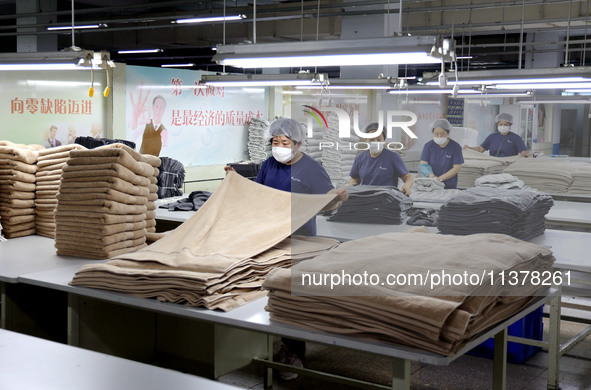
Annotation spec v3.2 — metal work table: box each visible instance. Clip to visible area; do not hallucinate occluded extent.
[0,328,242,390]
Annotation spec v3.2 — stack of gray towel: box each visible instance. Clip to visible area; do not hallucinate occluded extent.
[474,173,524,190]
[438,187,554,240]
[410,177,461,203]
[329,185,413,224]
[247,117,271,162]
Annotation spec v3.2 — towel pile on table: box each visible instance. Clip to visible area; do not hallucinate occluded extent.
[328,185,413,224]
[35,144,87,238]
[503,158,575,193]
[70,172,339,311]
[0,141,43,238]
[409,177,461,203]
[474,173,525,190]
[55,143,160,259]
[457,149,520,188]
[263,231,555,356]
[156,157,185,199]
[438,187,554,240]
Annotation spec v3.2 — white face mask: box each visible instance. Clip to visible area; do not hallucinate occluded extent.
[369,142,384,154]
[498,125,511,134]
[433,136,448,145]
[272,146,295,163]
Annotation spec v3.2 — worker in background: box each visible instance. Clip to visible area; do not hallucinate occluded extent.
[419,119,464,189]
[463,112,531,157]
[349,122,413,196]
[233,117,348,380]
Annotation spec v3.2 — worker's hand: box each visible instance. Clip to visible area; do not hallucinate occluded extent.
[401,183,412,196]
[334,187,349,202]
[224,165,235,175]
[463,144,470,150]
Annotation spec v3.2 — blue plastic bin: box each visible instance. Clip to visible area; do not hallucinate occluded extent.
[467,306,544,364]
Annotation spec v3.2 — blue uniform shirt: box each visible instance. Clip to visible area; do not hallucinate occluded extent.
[481,131,527,157]
[349,149,409,187]
[256,153,334,236]
[420,139,464,189]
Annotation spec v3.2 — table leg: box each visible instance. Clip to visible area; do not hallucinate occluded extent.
[264,334,273,389]
[547,295,561,390]
[67,294,79,346]
[492,327,507,390]
[391,358,410,390]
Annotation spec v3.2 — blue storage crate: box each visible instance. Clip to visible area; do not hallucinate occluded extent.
[467,306,544,364]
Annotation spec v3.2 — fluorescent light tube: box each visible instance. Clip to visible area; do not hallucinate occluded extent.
[489,82,591,90]
[176,15,245,24]
[161,63,195,68]
[47,24,103,31]
[117,49,161,54]
[0,63,100,71]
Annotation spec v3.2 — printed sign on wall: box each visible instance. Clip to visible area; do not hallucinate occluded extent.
[125,66,268,166]
[0,70,107,147]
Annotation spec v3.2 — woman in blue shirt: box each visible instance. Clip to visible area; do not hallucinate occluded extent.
[464,113,531,157]
[419,119,464,189]
[349,122,413,196]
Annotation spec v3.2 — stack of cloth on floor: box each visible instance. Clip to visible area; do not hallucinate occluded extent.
[35,144,87,238]
[474,173,524,190]
[55,143,160,259]
[0,141,43,238]
[247,117,271,162]
[75,136,136,150]
[409,177,461,203]
[263,231,555,356]
[457,149,520,188]
[156,157,185,198]
[438,187,554,240]
[328,185,413,224]
[70,171,338,311]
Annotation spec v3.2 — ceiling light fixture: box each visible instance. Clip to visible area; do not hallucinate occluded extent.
[213,36,455,68]
[0,50,103,71]
[117,49,162,54]
[47,24,106,31]
[175,14,246,24]
[201,72,328,87]
[161,63,195,68]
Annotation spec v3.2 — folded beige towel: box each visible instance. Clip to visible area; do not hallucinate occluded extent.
[35,174,62,183]
[0,190,35,200]
[35,184,60,191]
[0,147,38,164]
[54,211,146,224]
[2,221,36,231]
[37,157,69,168]
[56,228,146,246]
[57,221,146,235]
[57,243,148,260]
[62,164,150,187]
[0,198,35,208]
[0,160,38,174]
[36,190,59,197]
[0,170,36,183]
[1,214,35,224]
[148,184,158,193]
[57,189,147,205]
[91,143,161,167]
[36,165,66,176]
[68,149,155,178]
[37,143,85,157]
[0,181,35,192]
[56,201,147,215]
[4,228,36,238]
[59,177,149,196]
[0,207,35,216]
[0,140,45,151]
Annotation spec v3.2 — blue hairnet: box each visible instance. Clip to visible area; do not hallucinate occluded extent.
[264,117,306,143]
[430,119,452,133]
[495,113,513,123]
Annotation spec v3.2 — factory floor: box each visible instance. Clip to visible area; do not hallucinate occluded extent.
[218,316,591,390]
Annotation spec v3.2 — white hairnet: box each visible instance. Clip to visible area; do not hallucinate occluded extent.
[363,122,384,134]
[264,117,306,143]
[495,112,513,123]
[430,119,453,133]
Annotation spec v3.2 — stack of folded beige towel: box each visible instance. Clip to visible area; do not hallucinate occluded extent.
[457,149,520,188]
[55,143,160,259]
[35,144,87,238]
[0,141,43,238]
[70,172,338,311]
[263,231,555,356]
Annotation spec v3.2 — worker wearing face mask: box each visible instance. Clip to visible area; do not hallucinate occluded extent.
[419,119,464,189]
[255,117,348,237]
[349,122,413,196]
[463,113,531,157]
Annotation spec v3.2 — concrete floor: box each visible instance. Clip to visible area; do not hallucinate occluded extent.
[218,317,591,390]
